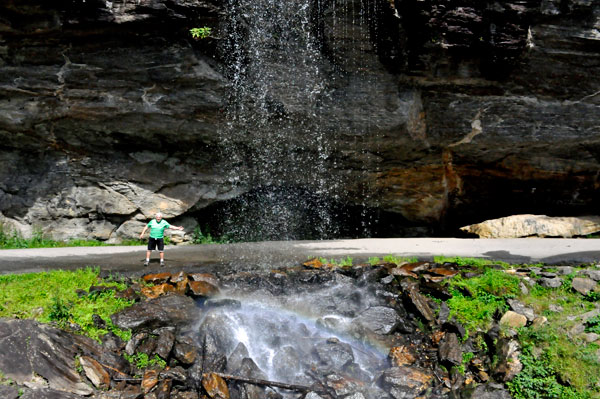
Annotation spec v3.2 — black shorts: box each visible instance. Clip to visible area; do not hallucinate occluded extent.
[147,238,165,252]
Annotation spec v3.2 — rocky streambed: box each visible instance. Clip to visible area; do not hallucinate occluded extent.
[1,260,599,399]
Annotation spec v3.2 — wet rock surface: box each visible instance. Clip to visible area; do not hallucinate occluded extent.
[1,262,599,398]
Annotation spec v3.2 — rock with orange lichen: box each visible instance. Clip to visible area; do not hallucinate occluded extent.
[389,346,416,367]
[303,258,324,269]
[188,280,220,298]
[142,369,159,394]
[380,367,433,399]
[142,273,173,285]
[202,372,229,399]
[141,283,177,299]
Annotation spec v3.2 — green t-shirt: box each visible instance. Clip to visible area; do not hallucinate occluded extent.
[147,219,171,239]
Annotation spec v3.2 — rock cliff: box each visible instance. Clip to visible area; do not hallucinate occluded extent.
[0,0,599,240]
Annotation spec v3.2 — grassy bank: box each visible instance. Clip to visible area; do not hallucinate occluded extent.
[0,268,133,341]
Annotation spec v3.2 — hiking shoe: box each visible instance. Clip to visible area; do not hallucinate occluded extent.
[143,260,149,267]
[160,260,165,267]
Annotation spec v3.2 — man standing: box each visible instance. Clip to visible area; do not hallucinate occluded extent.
[139,212,184,266]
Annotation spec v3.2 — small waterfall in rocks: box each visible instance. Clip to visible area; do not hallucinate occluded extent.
[190,269,421,399]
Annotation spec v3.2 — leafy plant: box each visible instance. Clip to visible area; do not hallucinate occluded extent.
[124,353,167,371]
[514,281,600,398]
[585,315,600,334]
[48,297,72,325]
[190,27,212,39]
[584,291,600,302]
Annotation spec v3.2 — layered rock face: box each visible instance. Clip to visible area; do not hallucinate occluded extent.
[0,0,599,241]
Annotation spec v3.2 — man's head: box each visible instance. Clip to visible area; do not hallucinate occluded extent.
[155,212,163,221]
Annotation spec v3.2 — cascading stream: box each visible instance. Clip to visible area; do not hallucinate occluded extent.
[193,277,400,398]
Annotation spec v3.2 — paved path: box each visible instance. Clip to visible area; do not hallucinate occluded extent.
[1,238,599,275]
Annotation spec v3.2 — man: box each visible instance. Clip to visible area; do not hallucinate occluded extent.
[139,212,184,267]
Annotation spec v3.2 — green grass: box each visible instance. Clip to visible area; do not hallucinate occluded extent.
[509,327,599,399]
[434,255,511,268]
[444,267,521,338]
[318,256,354,267]
[368,255,419,265]
[0,268,133,341]
[512,279,600,398]
[0,223,145,249]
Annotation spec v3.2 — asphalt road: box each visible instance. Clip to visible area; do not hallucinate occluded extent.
[1,238,599,275]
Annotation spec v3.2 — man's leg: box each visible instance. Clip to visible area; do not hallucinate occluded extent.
[145,239,155,266]
[158,239,165,266]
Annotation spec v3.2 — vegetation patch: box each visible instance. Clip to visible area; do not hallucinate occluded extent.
[444,267,521,337]
[433,255,511,269]
[124,352,167,373]
[439,259,600,398]
[0,268,133,341]
[192,225,230,244]
[369,255,419,265]
[509,327,599,399]
[0,223,144,249]
[513,279,600,398]
[318,256,354,267]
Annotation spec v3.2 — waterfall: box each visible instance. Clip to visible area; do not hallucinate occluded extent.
[208,0,397,241]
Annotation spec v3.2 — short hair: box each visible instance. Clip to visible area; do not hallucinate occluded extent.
[155,212,163,218]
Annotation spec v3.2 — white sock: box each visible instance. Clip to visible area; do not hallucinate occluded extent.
[146,258,149,261]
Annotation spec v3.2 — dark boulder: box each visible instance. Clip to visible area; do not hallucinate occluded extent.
[314,339,355,372]
[0,319,93,396]
[438,332,462,367]
[353,306,400,335]
[155,329,176,360]
[111,294,199,331]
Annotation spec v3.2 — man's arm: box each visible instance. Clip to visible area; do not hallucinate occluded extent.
[166,222,184,231]
[140,225,148,239]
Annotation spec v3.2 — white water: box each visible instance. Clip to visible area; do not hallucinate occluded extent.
[195,283,392,397]
[214,0,384,241]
